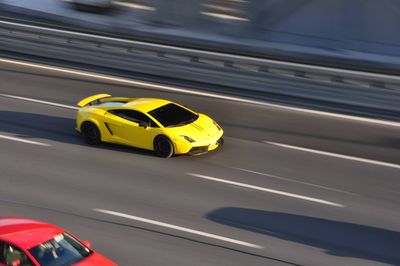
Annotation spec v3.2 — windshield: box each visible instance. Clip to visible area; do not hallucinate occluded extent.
[148,103,198,127]
[28,233,92,266]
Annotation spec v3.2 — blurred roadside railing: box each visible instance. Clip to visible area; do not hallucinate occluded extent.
[1,19,400,114]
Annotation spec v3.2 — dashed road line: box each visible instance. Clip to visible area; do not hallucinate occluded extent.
[0,93,78,110]
[265,141,400,170]
[0,134,50,146]
[94,208,263,249]
[187,173,344,207]
[234,168,358,195]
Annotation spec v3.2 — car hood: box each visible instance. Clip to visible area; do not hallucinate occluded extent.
[74,253,116,266]
[167,114,221,141]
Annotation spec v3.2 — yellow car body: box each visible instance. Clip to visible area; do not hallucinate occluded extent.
[76,94,224,157]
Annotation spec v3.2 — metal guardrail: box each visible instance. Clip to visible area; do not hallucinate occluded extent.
[1,19,400,113]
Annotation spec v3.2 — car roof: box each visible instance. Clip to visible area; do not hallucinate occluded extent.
[100,98,172,113]
[0,217,64,250]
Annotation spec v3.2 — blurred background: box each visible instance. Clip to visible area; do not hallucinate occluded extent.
[1,2,400,266]
[2,0,400,71]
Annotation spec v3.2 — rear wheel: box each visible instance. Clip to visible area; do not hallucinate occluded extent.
[154,136,174,158]
[82,122,101,145]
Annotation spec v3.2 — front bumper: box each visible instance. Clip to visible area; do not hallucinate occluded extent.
[174,131,224,155]
[188,137,224,155]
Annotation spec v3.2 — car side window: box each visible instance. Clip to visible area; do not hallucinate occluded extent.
[2,243,34,266]
[109,110,159,127]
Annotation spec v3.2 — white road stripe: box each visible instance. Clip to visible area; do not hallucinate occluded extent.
[114,1,155,11]
[266,141,400,170]
[0,134,50,146]
[0,93,78,110]
[201,12,249,21]
[234,168,358,195]
[1,57,400,128]
[63,0,155,10]
[187,173,344,207]
[0,58,272,104]
[94,208,263,249]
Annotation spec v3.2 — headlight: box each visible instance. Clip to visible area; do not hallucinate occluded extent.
[180,135,195,143]
[213,120,222,131]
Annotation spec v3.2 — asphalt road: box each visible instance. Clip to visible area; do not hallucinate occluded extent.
[0,59,400,266]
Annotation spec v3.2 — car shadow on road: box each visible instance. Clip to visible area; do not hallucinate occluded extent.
[207,207,400,265]
[0,111,155,157]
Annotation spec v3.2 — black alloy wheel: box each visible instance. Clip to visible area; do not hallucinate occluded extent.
[82,122,101,145]
[154,136,174,158]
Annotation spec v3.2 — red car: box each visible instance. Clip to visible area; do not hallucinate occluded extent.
[0,217,116,266]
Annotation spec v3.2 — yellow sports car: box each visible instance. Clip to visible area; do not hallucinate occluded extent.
[76,94,224,157]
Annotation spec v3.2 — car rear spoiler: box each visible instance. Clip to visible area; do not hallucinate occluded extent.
[77,94,111,107]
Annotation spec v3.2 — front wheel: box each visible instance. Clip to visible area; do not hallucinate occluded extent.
[154,136,174,158]
[82,122,101,145]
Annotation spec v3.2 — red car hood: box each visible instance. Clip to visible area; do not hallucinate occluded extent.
[74,253,117,266]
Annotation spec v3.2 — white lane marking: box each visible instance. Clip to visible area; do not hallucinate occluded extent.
[234,168,358,195]
[266,142,400,170]
[63,0,155,11]
[114,1,155,11]
[0,134,50,146]
[201,12,249,21]
[1,57,400,128]
[0,94,78,110]
[0,58,273,104]
[94,208,263,249]
[187,173,344,207]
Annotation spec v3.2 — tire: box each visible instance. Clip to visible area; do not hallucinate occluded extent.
[154,136,174,158]
[82,122,101,145]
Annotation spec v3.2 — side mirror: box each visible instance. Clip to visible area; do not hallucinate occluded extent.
[139,121,148,128]
[82,240,91,248]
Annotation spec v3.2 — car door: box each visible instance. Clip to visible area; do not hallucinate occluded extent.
[0,241,36,266]
[105,109,156,150]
